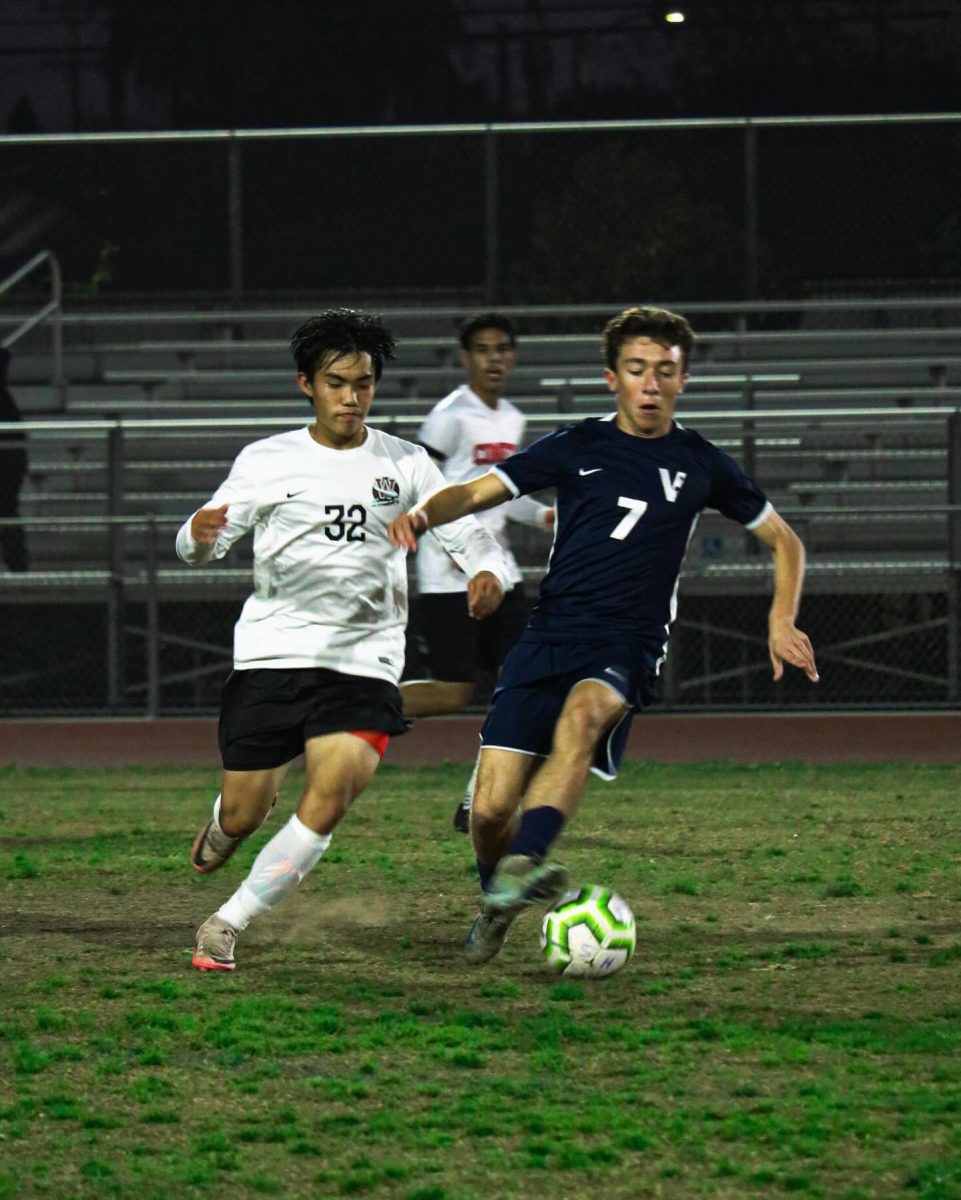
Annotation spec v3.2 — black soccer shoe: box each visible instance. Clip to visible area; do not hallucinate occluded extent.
[452,797,471,834]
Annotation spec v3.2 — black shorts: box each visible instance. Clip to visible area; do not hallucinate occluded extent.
[413,586,531,682]
[218,667,410,772]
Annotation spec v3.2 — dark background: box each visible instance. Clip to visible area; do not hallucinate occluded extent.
[3,0,960,133]
[1,1,960,299]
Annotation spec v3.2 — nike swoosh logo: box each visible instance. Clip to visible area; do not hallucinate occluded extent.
[286,490,307,498]
[578,468,603,476]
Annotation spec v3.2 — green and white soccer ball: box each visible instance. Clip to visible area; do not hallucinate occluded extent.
[540,885,636,978]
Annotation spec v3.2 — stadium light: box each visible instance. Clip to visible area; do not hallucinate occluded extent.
[665,10,686,22]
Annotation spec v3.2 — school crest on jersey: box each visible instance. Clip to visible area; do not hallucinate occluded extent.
[371,476,401,507]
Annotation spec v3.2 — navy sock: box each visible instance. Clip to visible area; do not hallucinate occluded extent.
[476,859,495,891]
[505,805,565,863]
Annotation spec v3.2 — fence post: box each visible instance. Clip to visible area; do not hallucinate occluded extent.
[48,252,67,411]
[106,421,125,709]
[947,412,961,702]
[145,516,160,718]
[744,119,759,302]
[484,127,499,305]
[228,136,245,305]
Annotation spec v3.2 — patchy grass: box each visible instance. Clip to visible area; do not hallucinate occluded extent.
[0,761,960,1199]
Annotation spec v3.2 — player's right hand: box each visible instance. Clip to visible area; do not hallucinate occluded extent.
[387,510,429,552]
[769,617,819,683]
[466,571,504,619]
[190,503,229,543]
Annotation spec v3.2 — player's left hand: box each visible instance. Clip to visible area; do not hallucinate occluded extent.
[543,507,556,532]
[467,571,504,619]
[769,617,819,683]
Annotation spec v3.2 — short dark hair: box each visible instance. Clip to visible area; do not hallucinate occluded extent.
[289,309,397,382]
[458,312,517,351]
[602,306,695,372]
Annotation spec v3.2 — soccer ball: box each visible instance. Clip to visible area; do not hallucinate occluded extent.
[540,885,636,978]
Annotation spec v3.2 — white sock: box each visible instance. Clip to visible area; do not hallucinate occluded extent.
[217,815,331,932]
[211,794,225,832]
[462,758,479,809]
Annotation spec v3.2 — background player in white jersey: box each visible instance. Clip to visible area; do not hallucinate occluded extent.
[389,306,819,966]
[400,313,553,832]
[177,309,510,972]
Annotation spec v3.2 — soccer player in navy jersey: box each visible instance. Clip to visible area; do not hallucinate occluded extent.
[388,305,818,965]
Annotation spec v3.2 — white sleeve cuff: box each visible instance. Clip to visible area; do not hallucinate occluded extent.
[490,465,521,498]
[745,501,774,530]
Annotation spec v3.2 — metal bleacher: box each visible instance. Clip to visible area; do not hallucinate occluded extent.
[2,291,960,715]
[2,296,960,576]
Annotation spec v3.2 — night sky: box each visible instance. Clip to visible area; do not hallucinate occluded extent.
[2,1,960,297]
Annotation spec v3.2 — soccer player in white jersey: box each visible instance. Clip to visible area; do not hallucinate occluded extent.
[177,309,511,972]
[390,306,819,966]
[400,313,553,832]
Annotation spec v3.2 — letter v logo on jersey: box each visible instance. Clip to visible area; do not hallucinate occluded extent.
[658,468,687,503]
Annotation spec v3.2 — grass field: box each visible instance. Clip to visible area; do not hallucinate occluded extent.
[1,761,960,1200]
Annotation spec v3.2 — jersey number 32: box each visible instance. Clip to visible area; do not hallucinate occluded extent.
[324,504,367,542]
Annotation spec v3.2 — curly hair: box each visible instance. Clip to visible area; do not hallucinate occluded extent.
[601,306,695,372]
[290,309,397,382]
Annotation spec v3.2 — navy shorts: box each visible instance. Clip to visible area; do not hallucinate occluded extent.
[413,585,530,681]
[219,668,410,771]
[480,636,661,780]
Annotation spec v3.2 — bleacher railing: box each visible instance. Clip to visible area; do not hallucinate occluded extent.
[0,250,64,408]
[1,408,959,715]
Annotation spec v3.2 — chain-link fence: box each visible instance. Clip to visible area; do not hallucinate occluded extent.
[0,522,955,716]
[1,115,960,301]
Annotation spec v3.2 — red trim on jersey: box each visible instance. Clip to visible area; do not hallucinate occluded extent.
[350,730,390,758]
[473,441,517,465]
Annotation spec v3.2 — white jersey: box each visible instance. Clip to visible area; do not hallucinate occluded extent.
[416,384,549,593]
[175,425,510,680]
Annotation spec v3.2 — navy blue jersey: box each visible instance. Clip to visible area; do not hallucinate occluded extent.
[492,416,770,650]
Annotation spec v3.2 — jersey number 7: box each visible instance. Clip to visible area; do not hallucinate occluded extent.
[610,496,648,541]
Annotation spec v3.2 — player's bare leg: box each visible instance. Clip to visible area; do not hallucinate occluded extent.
[296,732,382,834]
[465,683,629,964]
[193,734,382,972]
[465,749,564,964]
[219,767,289,834]
[520,680,630,820]
[471,747,539,867]
[190,765,288,875]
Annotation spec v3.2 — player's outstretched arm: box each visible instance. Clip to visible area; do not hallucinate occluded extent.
[749,509,819,683]
[388,472,512,551]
